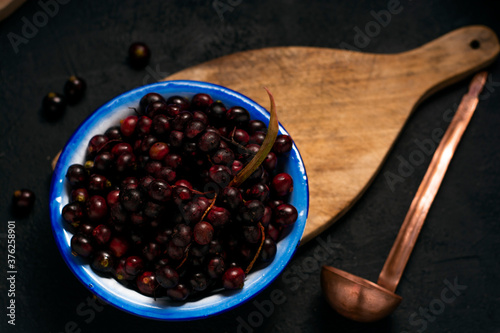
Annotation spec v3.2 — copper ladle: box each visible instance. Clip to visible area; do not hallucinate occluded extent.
[320,71,488,323]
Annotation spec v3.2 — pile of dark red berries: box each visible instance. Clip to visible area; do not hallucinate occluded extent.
[62,92,298,301]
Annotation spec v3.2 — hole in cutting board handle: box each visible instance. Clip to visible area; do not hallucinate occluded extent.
[470,39,481,49]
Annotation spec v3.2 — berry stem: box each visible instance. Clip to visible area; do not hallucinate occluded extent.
[176,243,192,270]
[245,222,265,274]
[230,88,278,187]
[199,193,217,222]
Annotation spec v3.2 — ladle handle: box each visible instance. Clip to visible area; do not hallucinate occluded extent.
[377,72,488,293]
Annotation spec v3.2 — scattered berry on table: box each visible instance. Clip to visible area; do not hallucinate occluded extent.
[64,76,87,104]
[42,92,66,120]
[128,42,151,69]
[12,189,35,215]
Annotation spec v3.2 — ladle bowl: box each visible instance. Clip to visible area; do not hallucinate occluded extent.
[321,266,401,322]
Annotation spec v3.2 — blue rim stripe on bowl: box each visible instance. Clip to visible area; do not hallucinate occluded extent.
[50,80,309,320]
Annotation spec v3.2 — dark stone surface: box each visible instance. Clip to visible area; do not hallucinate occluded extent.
[1,0,499,332]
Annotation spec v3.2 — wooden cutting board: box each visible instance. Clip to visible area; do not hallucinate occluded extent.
[0,0,25,21]
[163,25,499,244]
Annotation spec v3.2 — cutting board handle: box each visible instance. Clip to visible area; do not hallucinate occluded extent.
[396,25,499,103]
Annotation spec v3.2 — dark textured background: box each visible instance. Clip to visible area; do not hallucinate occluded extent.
[1,0,500,332]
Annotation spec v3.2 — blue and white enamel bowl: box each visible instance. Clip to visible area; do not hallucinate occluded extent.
[49,80,309,320]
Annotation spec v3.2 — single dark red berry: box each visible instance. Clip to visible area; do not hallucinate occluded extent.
[137,116,153,136]
[245,183,269,202]
[91,250,114,273]
[166,283,189,301]
[12,189,35,214]
[64,76,86,104]
[249,131,266,145]
[220,187,243,211]
[207,206,231,228]
[185,120,206,139]
[121,176,139,190]
[193,221,214,245]
[140,93,165,114]
[239,200,265,225]
[267,223,281,242]
[119,188,145,212]
[172,224,192,247]
[136,271,158,296]
[147,101,168,117]
[114,258,135,281]
[193,111,209,124]
[149,142,169,160]
[88,174,111,192]
[191,93,213,111]
[105,126,122,140]
[164,154,182,169]
[259,237,277,262]
[222,267,245,289]
[226,106,250,127]
[125,256,144,276]
[231,160,244,176]
[208,165,232,186]
[212,148,234,165]
[166,104,181,117]
[273,134,293,154]
[139,176,155,190]
[148,179,172,202]
[247,120,267,134]
[166,96,190,111]
[173,186,192,205]
[263,152,277,171]
[189,272,209,292]
[128,42,151,69]
[207,101,227,126]
[152,114,170,135]
[87,135,108,158]
[155,265,179,289]
[94,152,114,174]
[207,256,225,278]
[78,223,94,236]
[116,152,137,173]
[271,173,294,196]
[274,204,298,226]
[169,130,184,148]
[71,234,93,257]
[66,164,88,187]
[181,202,203,225]
[198,131,221,152]
[42,92,66,120]
[62,202,85,226]
[120,116,138,137]
[92,224,112,245]
[86,195,108,222]
[261,206,272,227]
[233,129,249,146]
[70,188,89,203]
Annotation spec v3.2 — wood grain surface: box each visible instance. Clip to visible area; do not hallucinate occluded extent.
[164,25,499,244]
[0,0,25,21]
